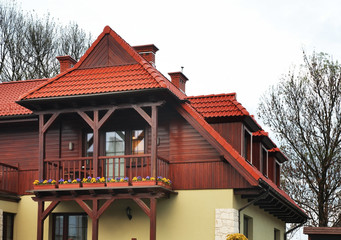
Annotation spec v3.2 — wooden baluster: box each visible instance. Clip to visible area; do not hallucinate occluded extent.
[129,158,132,181]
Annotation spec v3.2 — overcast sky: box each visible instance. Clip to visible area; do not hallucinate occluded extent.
[16,0,341,239]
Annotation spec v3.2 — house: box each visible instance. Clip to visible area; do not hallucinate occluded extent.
[0,26,307,240]
[303,227,341,240]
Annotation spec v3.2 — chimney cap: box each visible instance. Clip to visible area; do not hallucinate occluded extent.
[56,55,77,64]
[168,71,189,81]
[133,44,159,53]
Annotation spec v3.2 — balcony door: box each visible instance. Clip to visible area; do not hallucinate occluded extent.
[105,130,145,179]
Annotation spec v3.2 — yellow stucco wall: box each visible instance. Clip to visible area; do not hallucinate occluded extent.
[234,195,286,240]
[2,190,286,240]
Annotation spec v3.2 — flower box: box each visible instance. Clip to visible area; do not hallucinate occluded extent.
[58,183,81,189]
[132,181,156,187]
[82,183,106,188]
[106,182,129,187]
[157,181,172,189]
[33,184,57,190]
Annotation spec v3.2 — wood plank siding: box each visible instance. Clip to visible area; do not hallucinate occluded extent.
[211,122,243,154]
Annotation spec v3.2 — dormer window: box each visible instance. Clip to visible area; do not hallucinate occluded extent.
[243,128,252,163]
[261,147,268,176]
[274,160,281,187]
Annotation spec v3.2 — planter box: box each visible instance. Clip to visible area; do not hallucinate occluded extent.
[82,183,106,188]
[106,182,129,187]
[132,181,156,187]
[157,181,172,189]
[33,184,57,190]
[58,183,81,189]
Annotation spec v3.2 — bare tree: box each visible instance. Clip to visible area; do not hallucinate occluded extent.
[0,1,92,82]
[258,51,341,227]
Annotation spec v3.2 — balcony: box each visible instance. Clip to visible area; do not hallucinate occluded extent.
[0,162,19,197]
[43,154,169,184]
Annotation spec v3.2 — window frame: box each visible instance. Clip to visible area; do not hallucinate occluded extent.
[242,127,253,163]
[260,146,268,176]
[52,213,88,240]
[3,212,14,240]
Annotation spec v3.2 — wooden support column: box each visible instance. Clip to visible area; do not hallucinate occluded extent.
[151,106,158,178]
[92,199,99,240]
[150,198,157,240]
[38,113,60,180]
[36,200,60,240]
[37,200,44,240]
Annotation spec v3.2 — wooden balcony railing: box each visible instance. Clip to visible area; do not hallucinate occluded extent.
[0,162,19,194]
[43,155,170,183]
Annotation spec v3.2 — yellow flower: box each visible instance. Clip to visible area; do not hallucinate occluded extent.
[51,180,57,184]
[99,177,105,183]
[82,178,87,183]
[142,178,146,181]
[90,178,96,183]
[33,180,39,185]
[119,178,124,182]
[110,178,115,183]
[72,179,78,184]
[226,233,248,240]
[43,180,48,184]
[63,181,68,184]
[132,177,138,181]
[150,177,155,181]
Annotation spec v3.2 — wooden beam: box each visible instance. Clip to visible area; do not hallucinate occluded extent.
[133,198,150,217]
[37,201,44,240]
[41,200,60,220]
[133,105,152,126]
[75,199,93,218]
[92,200,99,240]
[151,105,158,178]
[150,198,157,240]
[96,198,115,218]
[98,108,116,128]
[77,111,94,129]
[38,115,44,180]
[42,113,60,133]
[35,101,165,115]
[93,110,99,176]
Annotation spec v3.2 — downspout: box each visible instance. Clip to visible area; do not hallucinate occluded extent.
[284,219,307,240]
[238,187,270,233]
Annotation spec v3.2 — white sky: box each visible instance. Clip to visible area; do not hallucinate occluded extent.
[16,1,341,238]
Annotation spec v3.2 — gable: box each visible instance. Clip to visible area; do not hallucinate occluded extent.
[79,34,137,69]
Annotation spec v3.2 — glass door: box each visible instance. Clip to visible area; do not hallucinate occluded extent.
[106,131,125,178]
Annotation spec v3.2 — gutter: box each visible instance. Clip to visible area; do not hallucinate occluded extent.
[284,219,307,240]
[238,186,270,233]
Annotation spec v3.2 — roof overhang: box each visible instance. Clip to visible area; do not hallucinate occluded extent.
[235,179,308,223]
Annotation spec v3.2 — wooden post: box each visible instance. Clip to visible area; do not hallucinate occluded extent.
[38,115,44,180]
[150,198,157,240]
[151,106,158,178]
[37,200,44,240]
[92,199,99,240]
[93,110,99,177]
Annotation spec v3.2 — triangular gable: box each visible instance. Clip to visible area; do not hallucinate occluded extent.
[19,26,186,101]
[78,33,137,69]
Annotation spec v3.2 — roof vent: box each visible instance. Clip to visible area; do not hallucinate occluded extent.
[56,55,77,73]
[168,72,189,93]
[133,44,159,67]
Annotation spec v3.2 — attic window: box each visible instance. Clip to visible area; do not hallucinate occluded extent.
[261,147,268,176]
[243,128,252,163]
[274,160,280,187]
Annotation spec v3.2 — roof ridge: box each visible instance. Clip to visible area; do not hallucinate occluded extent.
[186,92,236,99]
[1,79,48,85]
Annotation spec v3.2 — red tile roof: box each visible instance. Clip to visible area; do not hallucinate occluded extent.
[180,101,306,217]
[22,64,160,99]
[20,26,185,101]
[0,79,48,117]
[186,93,249,118]
[253,130,269,137]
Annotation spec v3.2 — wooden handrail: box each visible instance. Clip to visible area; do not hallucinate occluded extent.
[0,162,19,170]
[157,155,170,164]
[99,154,151,159]
[44,157,92,162]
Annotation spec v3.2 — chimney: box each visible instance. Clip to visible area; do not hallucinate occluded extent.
[56,55,77,73]
[168,72,189,93]
[133,44,159,67]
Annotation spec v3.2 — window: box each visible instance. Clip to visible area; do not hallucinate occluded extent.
[131,130,145,155]
[53,214,87,240]
[85,133,94,157]
[275,161,281,187]
[261,147,268,176]
[3,212,14,240]
[243,215,253,240]
[243,128,252,163]
[106,131,126,178]
[274,228,280,240]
